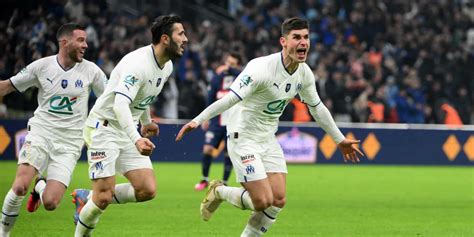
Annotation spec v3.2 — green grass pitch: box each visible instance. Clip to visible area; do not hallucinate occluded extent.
[0,161,472,236]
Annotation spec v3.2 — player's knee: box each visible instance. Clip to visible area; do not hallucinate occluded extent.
[11,183,29,196]
[136,186,156,202]
[95,190,114,208]
[252,197,273,211]
[42,196,60,211]
[272,196,286,208]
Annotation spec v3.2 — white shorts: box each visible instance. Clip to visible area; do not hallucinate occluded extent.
[83,122,153,179]
[227,133,287,183]
[18,124,82,187]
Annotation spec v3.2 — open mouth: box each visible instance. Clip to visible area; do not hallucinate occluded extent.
[296,48,306,57]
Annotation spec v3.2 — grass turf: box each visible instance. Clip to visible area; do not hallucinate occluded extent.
[0,161,472,236]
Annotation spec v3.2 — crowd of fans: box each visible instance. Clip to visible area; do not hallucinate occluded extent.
[0,0,472,125]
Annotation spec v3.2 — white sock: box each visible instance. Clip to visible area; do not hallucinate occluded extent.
[74,200,104,237]
[34,179,46,204]
[216,186,254,210]
[241,206,282,237]
[112,183,136,204]
[1,190,25,235]
[87,183,136,205]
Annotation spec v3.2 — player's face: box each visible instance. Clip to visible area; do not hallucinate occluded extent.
[166,23,187,59]
[65,29,88,62]
[225,56,239,69]
[281,28,310,63]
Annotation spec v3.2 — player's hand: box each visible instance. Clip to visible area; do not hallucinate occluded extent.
[135,138,155,156]
[201,121,210,131]
[175,121,199,141]
[141,122,159,138]
[337,139,364,163]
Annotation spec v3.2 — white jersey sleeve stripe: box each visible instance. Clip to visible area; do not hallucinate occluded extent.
[114,92,133,103]
[303,100,322,107]
[230,88,243,100]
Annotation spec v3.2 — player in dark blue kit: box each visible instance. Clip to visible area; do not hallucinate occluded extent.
[194,52,242,191]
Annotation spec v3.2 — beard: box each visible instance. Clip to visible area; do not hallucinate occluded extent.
[165,38,182,60]
[68,48,83,63]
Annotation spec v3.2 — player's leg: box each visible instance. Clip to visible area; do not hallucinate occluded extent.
[123,168,156,202]
[195,127,222,191]
[75,177,115,237]
[241,173,286,237]
[39,148,79,211]
[0,164,37,236]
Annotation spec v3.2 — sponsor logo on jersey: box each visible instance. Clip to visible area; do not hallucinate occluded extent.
[263,99,290,115]
[273,83,280,89]
[240,154,256,164]
[61,79,68,89]
[48,96,77,115]
[46,78,53,84]
[20,67,27,74]
[285,83,291,92]
[75,79,83,88]
[245,165,255,174]
[90,151,106,160]
[124,75,138,86]
[239,75,253,89]
[134,95,155,110]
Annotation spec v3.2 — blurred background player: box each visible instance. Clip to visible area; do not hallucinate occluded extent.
[0,23,106,237]
[194,52,242,191]
[176,17,363,236]
[73,15,187,237]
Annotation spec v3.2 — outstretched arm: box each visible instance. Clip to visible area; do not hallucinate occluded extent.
[175,91,241,141]
[0,80,17,97]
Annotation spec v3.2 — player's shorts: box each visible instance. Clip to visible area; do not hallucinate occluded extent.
[18,123,82,187]
[83,120,153,179]
[204,125,227,148]
[226,132,287,183]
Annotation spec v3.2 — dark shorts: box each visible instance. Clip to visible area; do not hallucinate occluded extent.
[204,125,227,148]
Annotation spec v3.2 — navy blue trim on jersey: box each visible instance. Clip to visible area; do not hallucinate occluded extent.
[78,218,94,229]
[113,194,121,204]
[8,79,20,92]
[56,55,75,72]
[114,91,133,103]
[230,89,242,100]
[280,52,298,76]
[151,45,164,70]
[2,211,18,217]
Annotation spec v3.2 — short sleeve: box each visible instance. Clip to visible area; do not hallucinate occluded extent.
[9,62,40,92]
[91,68,107,97]
[113,71,142,102]
[229,61,260,100]
[298,66,321,107]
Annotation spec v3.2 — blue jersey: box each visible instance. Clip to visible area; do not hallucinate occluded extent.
[208,67,241,127]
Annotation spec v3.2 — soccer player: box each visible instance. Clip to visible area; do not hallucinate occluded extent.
[176,17,364,236]
[0,23,106,237]
[73,15,187,237]
[194,52,242,191]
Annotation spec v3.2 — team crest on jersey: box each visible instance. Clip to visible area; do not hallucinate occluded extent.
[61,79,68,89]
[245,165,255,175]
[297,83,302,91]
[75,79,83,88]
[156,78,162,87]
[285,83,291,92]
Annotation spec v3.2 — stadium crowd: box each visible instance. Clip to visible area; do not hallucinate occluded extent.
[0,0,472,124]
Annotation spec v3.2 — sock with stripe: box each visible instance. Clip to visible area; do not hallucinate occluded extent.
[74,200,104,237]
[0,189,25,236]
[241,206,282,237]
[216,186,254,210]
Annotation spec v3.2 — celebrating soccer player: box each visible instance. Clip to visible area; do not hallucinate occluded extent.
[73,15,187,237]
[0,23,107,237]
[176,17,363,236]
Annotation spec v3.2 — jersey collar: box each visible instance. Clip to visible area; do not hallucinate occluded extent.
[280,52,298,76]
[56,55,77,72]
[151,45,164,70]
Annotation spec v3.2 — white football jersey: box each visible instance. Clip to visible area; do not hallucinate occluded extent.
[9,55,107,131]
[88,45,173,126]
[228,52,321,139]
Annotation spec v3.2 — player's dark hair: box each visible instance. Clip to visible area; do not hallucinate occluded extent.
[56,23,85,41]
[151,15,182,44]
[281,17,309,36]
[228,51,242,64]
